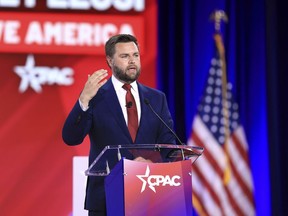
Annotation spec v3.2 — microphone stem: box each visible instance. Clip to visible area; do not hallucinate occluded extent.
[144,98,185,160]
[145,100,184,145]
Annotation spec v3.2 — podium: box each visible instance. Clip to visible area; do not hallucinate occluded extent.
[85,144,204,216]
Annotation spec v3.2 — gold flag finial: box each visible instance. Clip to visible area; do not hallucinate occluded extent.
[209,10,228,33]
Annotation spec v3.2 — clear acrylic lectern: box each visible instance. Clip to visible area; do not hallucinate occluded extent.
[85,144,204,216]
[85,144,204,176]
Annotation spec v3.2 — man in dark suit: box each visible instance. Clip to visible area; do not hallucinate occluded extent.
[62,34,176,216]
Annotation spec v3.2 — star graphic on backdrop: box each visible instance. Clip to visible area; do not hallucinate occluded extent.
[14,55,74,93]
[14,54,43,93]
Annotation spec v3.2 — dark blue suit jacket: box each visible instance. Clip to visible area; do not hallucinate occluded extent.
[62,78,176,212]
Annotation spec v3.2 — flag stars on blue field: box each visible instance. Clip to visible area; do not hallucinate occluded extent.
[198,57,240,145]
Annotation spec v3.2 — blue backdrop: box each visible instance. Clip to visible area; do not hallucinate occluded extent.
[157,0,288,215]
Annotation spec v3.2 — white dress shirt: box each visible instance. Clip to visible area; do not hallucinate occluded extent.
[111,75,141,125]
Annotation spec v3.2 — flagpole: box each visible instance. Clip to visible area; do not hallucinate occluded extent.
[190,10,255,215]
[210,10,231,185]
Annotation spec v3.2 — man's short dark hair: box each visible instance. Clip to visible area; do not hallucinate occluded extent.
[105,34,139,57]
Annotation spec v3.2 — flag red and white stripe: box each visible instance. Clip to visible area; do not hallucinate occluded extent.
[188,34,255,216]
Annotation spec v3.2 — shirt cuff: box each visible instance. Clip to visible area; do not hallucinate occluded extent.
[78,98,89,111]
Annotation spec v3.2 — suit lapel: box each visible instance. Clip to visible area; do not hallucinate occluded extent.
[99,80,152,143]
[137,83,150,130]
[100,79,131,140]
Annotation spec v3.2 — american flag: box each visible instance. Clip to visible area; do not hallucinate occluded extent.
[188,34,255,216]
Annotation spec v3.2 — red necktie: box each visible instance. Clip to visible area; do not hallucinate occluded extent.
[123,84,138,142]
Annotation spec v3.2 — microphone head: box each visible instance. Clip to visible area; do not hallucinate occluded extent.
[144,98,150,105]
[126,101,133,108]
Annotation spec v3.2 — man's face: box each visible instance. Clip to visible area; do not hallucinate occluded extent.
[107,42,141,83]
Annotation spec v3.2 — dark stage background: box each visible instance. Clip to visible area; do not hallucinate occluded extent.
[157,0,288,215]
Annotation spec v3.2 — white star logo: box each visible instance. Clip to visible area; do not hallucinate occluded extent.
[136,166,156,193]
[14,54,43,93]
[14,54,74,93]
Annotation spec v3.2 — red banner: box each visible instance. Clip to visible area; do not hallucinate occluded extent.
[0,0,157,215]
[0,12,144,55]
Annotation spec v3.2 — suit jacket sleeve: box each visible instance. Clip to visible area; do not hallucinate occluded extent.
[62,100,92,145]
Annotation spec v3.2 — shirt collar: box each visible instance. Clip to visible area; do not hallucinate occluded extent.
[112,75,138,93]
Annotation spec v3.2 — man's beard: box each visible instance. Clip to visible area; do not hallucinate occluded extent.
[113,65,141,83]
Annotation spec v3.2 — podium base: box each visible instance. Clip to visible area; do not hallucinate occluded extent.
[105,158,193,216]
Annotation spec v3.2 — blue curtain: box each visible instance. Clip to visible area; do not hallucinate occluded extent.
[157,0,288,215]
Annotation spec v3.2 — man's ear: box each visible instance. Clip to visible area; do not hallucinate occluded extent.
[106,56,112,68]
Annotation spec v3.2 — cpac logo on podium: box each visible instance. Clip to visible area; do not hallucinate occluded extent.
[136,165,181,193]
